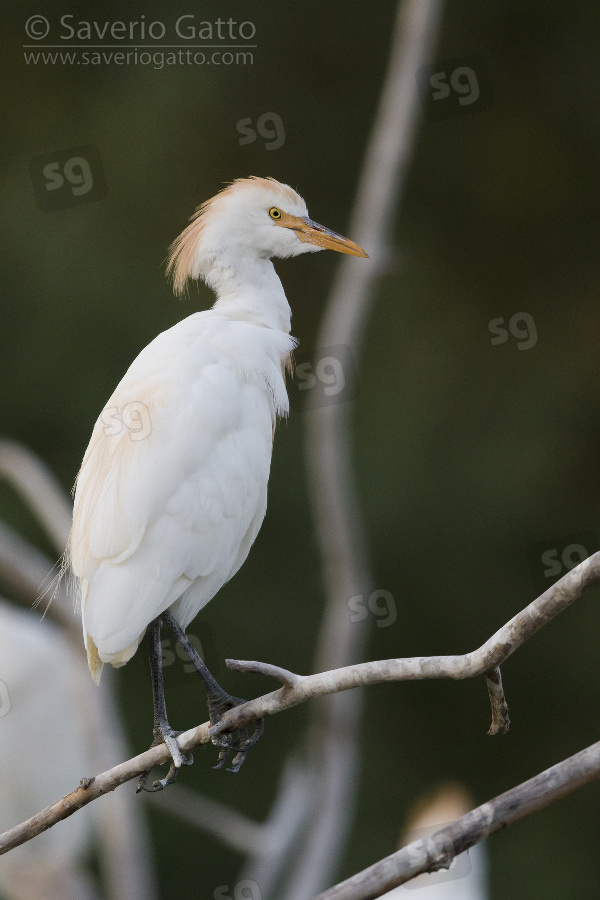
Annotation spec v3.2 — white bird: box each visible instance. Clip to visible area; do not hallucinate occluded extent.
[383,785,488,900]
[0,601,96,900]
[68,177,368,788]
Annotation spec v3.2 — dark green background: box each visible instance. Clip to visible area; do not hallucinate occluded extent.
[2,1,600,896]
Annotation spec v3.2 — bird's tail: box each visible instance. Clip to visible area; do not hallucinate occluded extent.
[85,623,145,682]
[85,632,104,685]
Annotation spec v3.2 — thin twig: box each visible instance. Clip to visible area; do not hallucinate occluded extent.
[312,739,600,900]
[226,659,301,688]
[2,550,599,854]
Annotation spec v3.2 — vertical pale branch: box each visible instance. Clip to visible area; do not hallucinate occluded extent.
[93,684,158,900]
[291,1,446,897]
[0,440,72,550]
[237,757,316,895]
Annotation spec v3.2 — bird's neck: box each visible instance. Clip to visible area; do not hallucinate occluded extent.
[207,251,291,333]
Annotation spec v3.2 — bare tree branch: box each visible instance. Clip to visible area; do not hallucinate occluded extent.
[237,757,316,895]
[215,550,600,736]
[144,761,314,862]
[149,784,264,854]
[0,520,78,637]
[92,679,158,900]
[2,549,598,856]
[0,440,72,551]
[312,739,600,900]
[0,737,196,855]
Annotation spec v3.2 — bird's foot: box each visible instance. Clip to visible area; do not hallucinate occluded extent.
[208,692,265,774]
[136,726,194,793]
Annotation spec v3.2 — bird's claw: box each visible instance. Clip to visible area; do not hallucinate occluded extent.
[136,764,177,793]
[211,726,263,773]
[136,728,193,793]
[208,693,264,773]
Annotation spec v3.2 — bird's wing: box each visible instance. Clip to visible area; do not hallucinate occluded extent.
[69,314,294,669]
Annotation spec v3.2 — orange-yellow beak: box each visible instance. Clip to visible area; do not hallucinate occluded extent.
[277,212,369,257]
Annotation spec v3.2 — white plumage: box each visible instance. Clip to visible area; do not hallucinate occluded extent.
[68,177,367,687]
[0,601,95,900]
[384,785,488,900]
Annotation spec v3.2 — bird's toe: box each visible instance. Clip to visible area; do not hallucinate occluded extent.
[209,709,265,773]
[136,760,179,793]
[136,725,193,793]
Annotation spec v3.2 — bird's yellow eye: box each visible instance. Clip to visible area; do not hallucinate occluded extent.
[269,207,282,220]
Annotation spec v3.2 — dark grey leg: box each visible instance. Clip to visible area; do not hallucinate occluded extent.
[161,609,264,773]
[137,617,193,793]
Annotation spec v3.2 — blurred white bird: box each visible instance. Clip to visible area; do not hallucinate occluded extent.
[67,177,368,788]
[0,601,96,900]
[383,785,488,900]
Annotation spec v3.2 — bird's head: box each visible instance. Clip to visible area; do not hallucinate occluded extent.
[167,177,368,296]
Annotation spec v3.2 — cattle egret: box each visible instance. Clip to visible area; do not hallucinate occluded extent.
[68,177,368,789]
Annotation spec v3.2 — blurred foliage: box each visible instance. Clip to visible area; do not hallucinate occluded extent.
[2,0,600,897]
